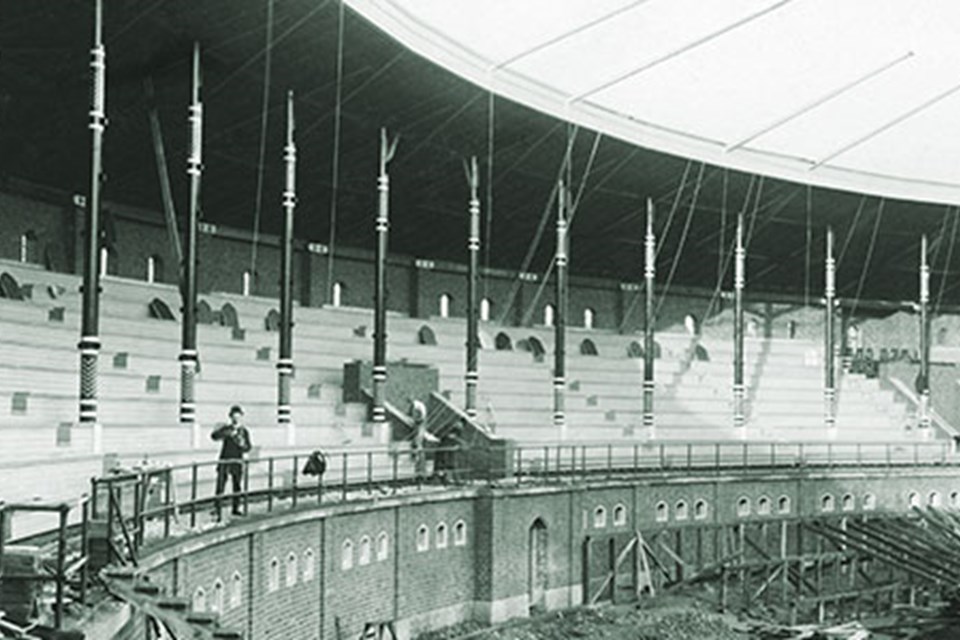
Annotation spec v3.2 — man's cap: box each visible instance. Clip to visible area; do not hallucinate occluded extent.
[229,404,244,416]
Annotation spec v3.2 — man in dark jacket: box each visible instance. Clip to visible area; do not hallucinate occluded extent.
[212,405,252,516]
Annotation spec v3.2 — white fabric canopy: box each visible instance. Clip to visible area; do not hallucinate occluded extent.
[346,0,960,205]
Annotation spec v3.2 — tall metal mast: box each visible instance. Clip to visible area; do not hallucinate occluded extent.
[179,42,202,429]
[278,90,296,436]
[643,198,656,435]
[919,233,931,432]
[465,157,480,419]
[824,226,837,432]
[372,129,398,430]
[733,209,746,432]
[553,181,568,439]
[79,0,106,448]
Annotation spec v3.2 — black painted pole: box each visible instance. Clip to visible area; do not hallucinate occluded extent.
[180,43,202,433]
[465,157,480,419]
[824,226,836,432]
[278,90,296,437]
[643,198,656,436]
[554,181,568,439]
[373,129,397,432]
[733,209,746,432]
[919,233,931,432]
[79,0,105,449]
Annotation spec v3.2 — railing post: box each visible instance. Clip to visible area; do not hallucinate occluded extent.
[914,443,919,465]
[292,456,299,509]
[516,448,523,484]
[742,443,748,468]
[634,444,639,472]
[391,450,399,495]
[105,487,113,564]
[607,444,613,479]
[770,443,776,467]
[163,468,172,539]
[242,459,250,516]
[366,452,374,495]
[55,505,68,629]
[342,453,348,501]
[886,443,891,467]
[543,446,550,477]
[80,499,89,604]
[659,444,665,469]
[687,443,693,470]
[827,443,833,468]
[715,443,721,470]
[581,446,587,479]
[90,478,99,520]
[267,458,275,513]
[133,477,142,548]
[190,464,198,529]
[799,443,805,468]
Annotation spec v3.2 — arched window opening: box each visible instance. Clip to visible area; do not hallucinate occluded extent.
[341,540,354,571]
[908,491,921,509]
[951,491,960,508]
[439,293,451,318]
[821,494,836,513]
[358,536,372,565]
[863,493,877,511]
[332,281,344,307]
[583,307,595,329]
[757,496,771,516]
[416,525,430,552]
[778,496,791,514]
[736,497,751,517]
[436,523,448,549]
[454,520,467,546]
[655,501,668,523]
[230,572,242,609]
[99,246,112,276]
[285,552,297,586]
[675,500,689,521]
[480,297,492,322]
[193,587,207,613]
[543,303,555,327]
[267,558,280,592]
[212,580,224,613]
[19,232,36,264]
[694,499,708,520]
[242,270,253,297]
[146,254,164,284]
[593,506,607,528]
[683,313,699,335]
[613,504,627,526]
[929,491,942,507]
[303,549,315,581]
[376,532,389,560]
[842,494,855,512]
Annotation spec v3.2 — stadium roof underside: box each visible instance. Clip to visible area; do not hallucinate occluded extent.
[2,1,960,303]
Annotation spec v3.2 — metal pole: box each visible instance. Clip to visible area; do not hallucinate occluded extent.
[373,129,398,428]
[733,209,746,432]
[825,226,837,432]
[465,156,481,419]
[180,42,202,428]
[554,181,568,439]
[643,198,656,435]
[919,233,931,431]
[79,0,105,438]
[278,90,296,432]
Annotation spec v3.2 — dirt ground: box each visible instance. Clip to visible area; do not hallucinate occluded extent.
[416,596,749,640]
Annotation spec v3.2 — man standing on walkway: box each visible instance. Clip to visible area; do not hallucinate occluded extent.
[212,405,252,517]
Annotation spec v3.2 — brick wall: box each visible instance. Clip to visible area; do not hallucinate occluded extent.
[121,467,960,639]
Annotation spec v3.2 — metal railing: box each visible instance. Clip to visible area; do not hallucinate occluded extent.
[0,497,90,630]
[84,439,956,563]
